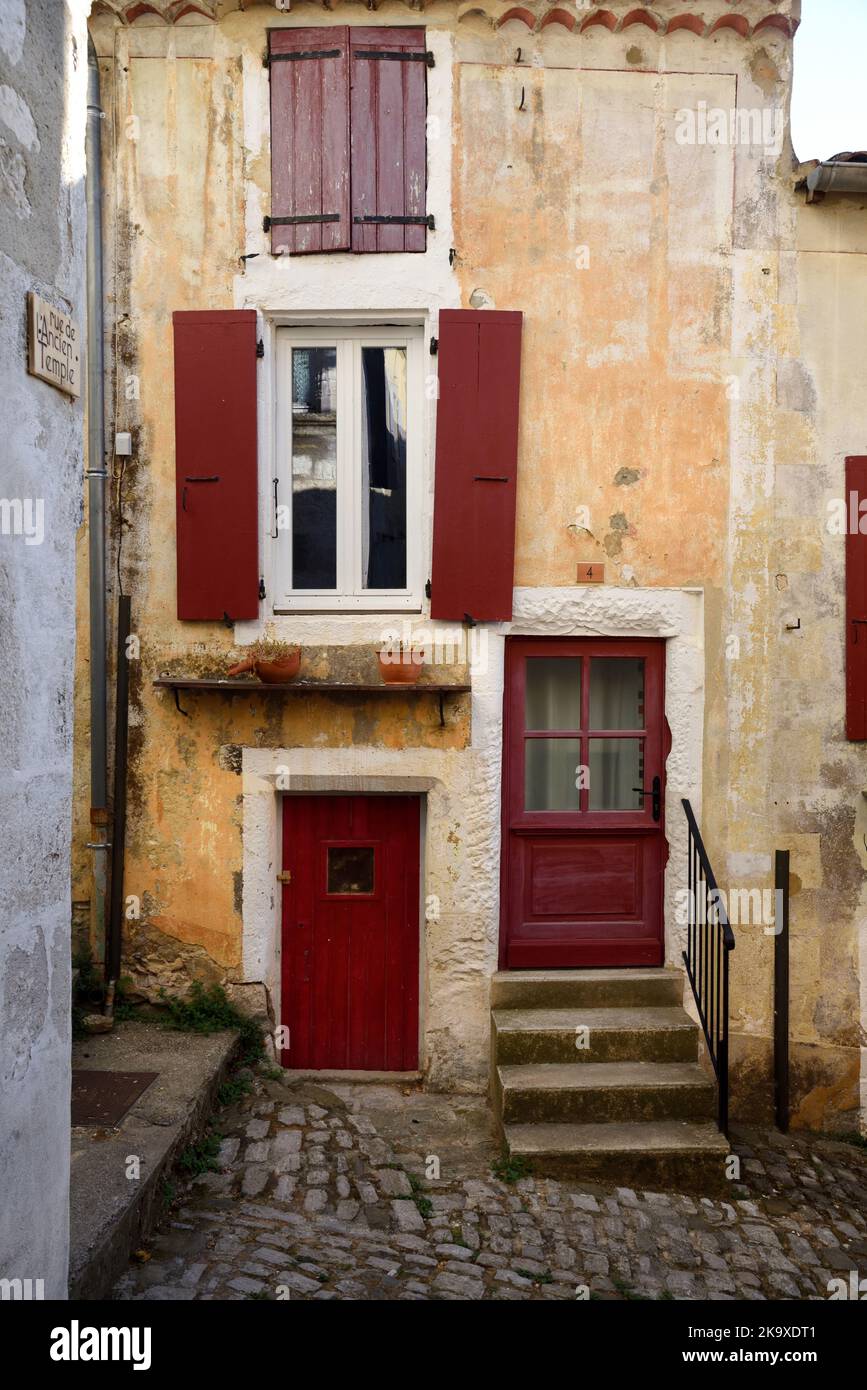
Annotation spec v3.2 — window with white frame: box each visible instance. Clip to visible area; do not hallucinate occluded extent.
[274,327,424,611]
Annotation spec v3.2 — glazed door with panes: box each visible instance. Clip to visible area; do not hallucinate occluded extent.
[281,795,420,1069]
[501,639,666,968]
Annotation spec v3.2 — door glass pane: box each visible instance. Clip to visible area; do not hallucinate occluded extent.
[525,658,582,730]
[291,347,337,590]
[362,347,407,590]
[589,739,643,811]
[525,738,582,811]
[327,846,375,895]
[589,657,645,729]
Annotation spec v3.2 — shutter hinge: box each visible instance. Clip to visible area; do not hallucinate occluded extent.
[256,339,265,359]
[429,337,438,356]
[264,213,340,232]
[277,870,292,884]
[259,577,266,600]
[267,48,342,66]
[353,214,434,230]
[356,49,435,68]
[425,579,432,599]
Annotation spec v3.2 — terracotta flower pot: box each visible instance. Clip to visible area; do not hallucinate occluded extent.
[227,648,301,684]
[255,650,301,684]
[378,647,424,685]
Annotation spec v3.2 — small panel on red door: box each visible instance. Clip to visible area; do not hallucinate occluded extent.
[501,639,666,968]
[281,796,420,1070]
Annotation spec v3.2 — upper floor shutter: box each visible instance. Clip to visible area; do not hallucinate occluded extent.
[268,27,351,255]
[429,310,523,623]
[173,310,260,621]
[846,455,867,739]
[349,27,429,253]
[267,26,428,256]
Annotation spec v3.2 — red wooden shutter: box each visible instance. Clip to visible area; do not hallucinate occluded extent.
[268,27,350,255]
[429,310,523,622]
[349,27,429,253]
[846,456,867,738]
[173,310,259,621]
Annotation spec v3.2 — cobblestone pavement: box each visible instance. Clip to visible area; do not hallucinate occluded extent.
[114,1070,867,1302]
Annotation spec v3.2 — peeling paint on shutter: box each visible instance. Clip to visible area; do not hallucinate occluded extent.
[429,310,523,622]
[173,310,259,621]
[349,27,429,254]
[268,27,351,255]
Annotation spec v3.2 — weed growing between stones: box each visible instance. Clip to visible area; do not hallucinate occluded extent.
[491,1151,533,1184]
[159,981,265,1064]
[217,1075,253,1108]
[177,1130,223,1178]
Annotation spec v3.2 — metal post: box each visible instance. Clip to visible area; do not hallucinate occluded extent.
[86,36,109,964]
[774,850,790,1133]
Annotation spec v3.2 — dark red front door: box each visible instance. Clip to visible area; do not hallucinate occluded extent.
[281,795,420,1070]
[501,638,666,968]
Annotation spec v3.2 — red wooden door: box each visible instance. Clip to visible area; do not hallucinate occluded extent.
[501,639,666,968]
[281,795,420,1069]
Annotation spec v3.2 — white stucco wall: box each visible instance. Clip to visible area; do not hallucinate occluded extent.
[0,0,88,1299]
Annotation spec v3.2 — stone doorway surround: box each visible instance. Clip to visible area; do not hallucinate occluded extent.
[241,586,705,1092]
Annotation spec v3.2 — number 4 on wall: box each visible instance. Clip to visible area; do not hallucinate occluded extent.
[576,564,604,584]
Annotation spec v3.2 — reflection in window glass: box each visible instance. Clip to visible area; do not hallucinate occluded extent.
[525,658,581,730]
[589,739,643,811]
[589,658,645,730]
[292,347,337,589]
[361,347,407,590]
[525,738,582,811]
[327,846,375,895]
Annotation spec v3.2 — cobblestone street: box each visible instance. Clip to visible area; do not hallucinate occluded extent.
[113,1071,867,1302]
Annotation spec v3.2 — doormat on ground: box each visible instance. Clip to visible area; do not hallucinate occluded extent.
[71,1070,159,1126]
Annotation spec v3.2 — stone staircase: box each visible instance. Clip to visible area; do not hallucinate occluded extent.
[491,968,730,1189]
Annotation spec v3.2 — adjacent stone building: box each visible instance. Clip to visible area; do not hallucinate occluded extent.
[0,0,88,1300]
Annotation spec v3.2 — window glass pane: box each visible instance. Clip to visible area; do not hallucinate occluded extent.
[525,738,582,811]
[589,739,643,811]
[291,347,337,590]
[327,846,375,895]
[589,657,645,729]
[361,347,407,590]
[525,658,582,730]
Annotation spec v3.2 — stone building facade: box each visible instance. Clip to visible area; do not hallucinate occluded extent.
[77,0,867,1136]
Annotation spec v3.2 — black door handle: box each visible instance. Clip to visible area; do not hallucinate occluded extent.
[181,476,220,511]
[631,775,661,821]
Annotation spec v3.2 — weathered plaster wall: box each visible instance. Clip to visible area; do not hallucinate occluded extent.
[749,196,867,1129]
[79,2,866,1127]
[243,586,703,1091]
[0,0,88,1300]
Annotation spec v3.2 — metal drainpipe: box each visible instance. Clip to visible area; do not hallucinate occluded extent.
[85,35,109,973]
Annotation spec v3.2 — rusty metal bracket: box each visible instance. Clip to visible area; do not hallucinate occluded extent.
[353,214,435,229]
[355,49,435,67]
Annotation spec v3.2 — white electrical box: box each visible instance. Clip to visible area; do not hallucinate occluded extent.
[115,431,132,456]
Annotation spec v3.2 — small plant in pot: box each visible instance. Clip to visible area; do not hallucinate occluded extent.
[227,640,301,685]
[377,640,425,685]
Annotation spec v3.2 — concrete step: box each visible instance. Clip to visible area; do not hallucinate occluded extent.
[490,968,684,1011]
[496,1061,716,1125]
[492,1006,699,1065]
[503,1119,730,1188]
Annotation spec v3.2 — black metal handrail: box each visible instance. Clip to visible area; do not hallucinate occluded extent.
[682,799,735,1136]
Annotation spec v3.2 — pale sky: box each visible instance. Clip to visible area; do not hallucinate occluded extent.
[791,0,867,161]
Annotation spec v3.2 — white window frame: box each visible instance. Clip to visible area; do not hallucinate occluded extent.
[273,326,424,612]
